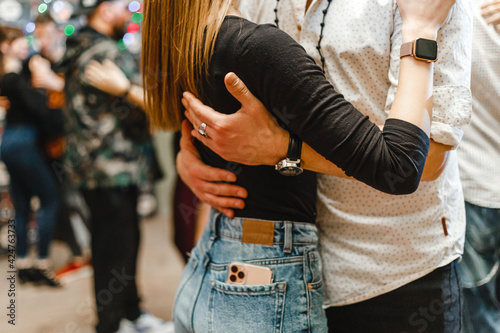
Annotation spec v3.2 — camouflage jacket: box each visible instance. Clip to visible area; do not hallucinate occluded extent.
[58,26,152,189]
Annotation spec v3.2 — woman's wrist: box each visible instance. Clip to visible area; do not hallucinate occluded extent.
[401,25,438,43]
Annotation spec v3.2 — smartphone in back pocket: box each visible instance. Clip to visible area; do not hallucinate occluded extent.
[226,262,273,285]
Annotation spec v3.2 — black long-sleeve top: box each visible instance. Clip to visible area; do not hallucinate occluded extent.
[0,73,48,126]
[196,16,430,223]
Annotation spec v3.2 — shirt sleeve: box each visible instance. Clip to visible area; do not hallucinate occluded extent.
[229,22,430,195]
[385,0,473,148]
[239,0,274,24]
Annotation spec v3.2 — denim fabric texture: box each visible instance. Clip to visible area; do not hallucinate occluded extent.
[173,209,327,333]
[458,202,500,333]
[1,125,60,258]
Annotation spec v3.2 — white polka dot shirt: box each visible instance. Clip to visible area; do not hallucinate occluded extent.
[458,0,500,209]
[240,0,473,307]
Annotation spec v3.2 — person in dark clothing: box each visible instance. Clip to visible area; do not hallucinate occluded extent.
[29,13,89,279]
[0,26,60,287]
[141,0,456,331]
[58,1,170,332]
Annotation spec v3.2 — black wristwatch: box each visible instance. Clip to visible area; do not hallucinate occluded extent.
[275,132,303,176]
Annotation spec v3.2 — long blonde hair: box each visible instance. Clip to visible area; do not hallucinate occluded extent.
[142,0,233,131]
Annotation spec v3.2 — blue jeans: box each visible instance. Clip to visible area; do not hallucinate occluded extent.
[1,125,60,258]
[458,202,500,333]
[173,210,327,332]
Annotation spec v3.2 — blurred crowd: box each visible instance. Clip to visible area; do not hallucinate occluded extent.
[0,1,204,332]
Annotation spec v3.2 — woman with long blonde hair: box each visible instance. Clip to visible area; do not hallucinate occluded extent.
[142,0,456,331]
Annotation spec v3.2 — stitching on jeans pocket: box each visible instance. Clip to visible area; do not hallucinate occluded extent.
[208,280,286,333]
[210,256,304,271]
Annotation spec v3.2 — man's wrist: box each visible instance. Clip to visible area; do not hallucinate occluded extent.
[120,82,132,99]
[270,130,290,166]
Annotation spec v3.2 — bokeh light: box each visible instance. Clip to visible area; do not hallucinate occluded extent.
[127,23,140,34]
[25,22,36,34]
[26,35,34,47]
[38,3,48,13]
[117,39,127,50]
[64,25,75,36]
[52,0,64,12]
[128,1,141,13]
[123,33,135,46]
[132,12,143,23]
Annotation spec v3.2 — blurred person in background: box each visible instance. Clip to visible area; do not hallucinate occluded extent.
[23,14,91,281]
[58,1,170,332]
[457,0,500,331]
[85,59,203,263]
[0,25,61,286]
[84,57,165,221]
[32,13,65,64]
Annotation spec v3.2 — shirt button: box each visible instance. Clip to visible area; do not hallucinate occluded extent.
[297,25,302,31]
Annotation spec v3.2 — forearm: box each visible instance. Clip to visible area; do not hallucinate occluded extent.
[125,84,145,109]
[387,28,437,136]
[49,72,65,92]
[421,139,452,181]
[301,143,351,178]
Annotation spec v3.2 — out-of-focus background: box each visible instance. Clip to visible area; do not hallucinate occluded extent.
[0,1,188,331]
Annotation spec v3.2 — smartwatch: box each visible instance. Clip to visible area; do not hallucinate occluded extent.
[275,132,303,176]
[400,38,438,62]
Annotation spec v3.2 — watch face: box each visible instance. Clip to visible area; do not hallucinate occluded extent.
[280,166,303,176]
[415,38,438,61]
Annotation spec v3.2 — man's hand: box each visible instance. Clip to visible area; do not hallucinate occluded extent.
[85,60,131,97]
[482,1,500,30]
[182,72,289,166]
[30,55,64,91]
[177,120,248,218]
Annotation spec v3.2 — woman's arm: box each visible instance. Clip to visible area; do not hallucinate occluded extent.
[184,2,455,195]
[2,74,49,120]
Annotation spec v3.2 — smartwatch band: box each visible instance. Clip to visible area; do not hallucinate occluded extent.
[400,41,414,59]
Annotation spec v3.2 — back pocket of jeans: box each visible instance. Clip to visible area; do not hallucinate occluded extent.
[207,280,286,333]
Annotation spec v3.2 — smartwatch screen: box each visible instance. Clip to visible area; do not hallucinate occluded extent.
[415,38,438,61]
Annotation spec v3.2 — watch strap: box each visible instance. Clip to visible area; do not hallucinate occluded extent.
[400,41,414,59]
[286,132,302,161]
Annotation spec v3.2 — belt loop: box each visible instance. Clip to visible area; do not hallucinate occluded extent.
[284,221,293,254]
[210,209,220,241]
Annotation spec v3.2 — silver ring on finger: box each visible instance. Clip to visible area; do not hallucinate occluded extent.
[198,122,208,138]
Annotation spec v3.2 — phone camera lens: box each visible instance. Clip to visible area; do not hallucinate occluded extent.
[238,271,245,279]
[230,274,237,282]
[231,265,238,273]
